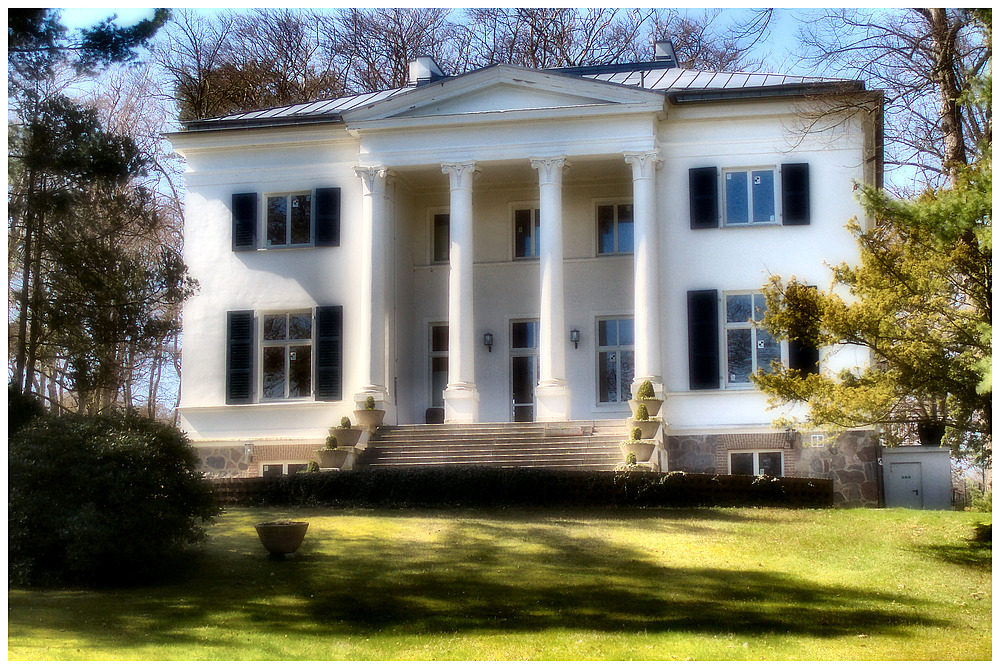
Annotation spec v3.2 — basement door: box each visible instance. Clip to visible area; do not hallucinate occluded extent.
[886,461,924,509]
[510,319,539,422]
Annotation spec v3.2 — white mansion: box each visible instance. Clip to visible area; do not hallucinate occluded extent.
[168,44,883,503]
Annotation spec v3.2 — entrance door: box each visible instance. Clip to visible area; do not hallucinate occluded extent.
[511,320,539,422]
[887,461,924,509]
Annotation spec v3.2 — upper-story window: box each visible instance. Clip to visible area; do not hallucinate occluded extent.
[597,203,633,254]
[724,292,781,386]
[723,168,776,226]
[267,193,312,246]
[514,207,540,259]
[262,312,313,399]
[432,212,450,263]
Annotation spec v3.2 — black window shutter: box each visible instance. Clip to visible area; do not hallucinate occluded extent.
[232,193,257,251]
[781,163,810,226]
[687,289,720,389]
[315,187,341,247]
[788,340,820,377]
[315,305,343,401]
[226,311,254,404]
[689,167,718,229]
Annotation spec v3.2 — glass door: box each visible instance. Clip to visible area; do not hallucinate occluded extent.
[510,320,539,422]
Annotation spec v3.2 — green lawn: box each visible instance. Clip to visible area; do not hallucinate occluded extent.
[8,506,991,660]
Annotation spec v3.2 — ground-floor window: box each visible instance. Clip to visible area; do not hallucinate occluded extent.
[597,318,634,403]
[262,312,313,399]
[429,323,448,408]
[262,463,308,478]
[729,450,783,477]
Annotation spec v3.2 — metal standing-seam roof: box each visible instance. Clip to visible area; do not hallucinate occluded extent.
[181,62,861,132]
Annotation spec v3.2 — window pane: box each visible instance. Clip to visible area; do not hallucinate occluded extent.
[288,314,311,340]
[433,214,450,262]
[618,319,634,346]
[512,321,529,349]
[726,294,753,324]
[759,451,782,476]
[512,355,534,403]
[431,325,449,352]
[287,463,307,475]
[727,329,752,383]
[597,205,615,254]
[756,329,781,374]
[288,346,311,397]
[267,196,287,245]
[262,464,284,478]
[752,170,775,223]
[533,209,540,256]
[431,356,448,407]
[598,351,617,402]
[731,452,754,476]
[290,194,311,244]
[620,349,635,401]
[753,293,768,319]
[725,171,749,224]
[263,315,287,341]
[263,347,285,398]
[598,320,616,347]
[617,205,633,253]
[514,209,532,258]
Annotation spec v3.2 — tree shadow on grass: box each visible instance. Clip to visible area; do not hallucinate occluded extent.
[917,522,992,570]
[8,509,939,655]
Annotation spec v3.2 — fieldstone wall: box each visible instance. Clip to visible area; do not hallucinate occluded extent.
[197,446,252,478]
[667,430,881,508]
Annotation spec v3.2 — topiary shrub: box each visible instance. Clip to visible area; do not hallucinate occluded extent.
[364,396,376,410]
[625,452,638,466]
[9,412,219,586]
[306,460,320,473]
[636,380,655,400]
[324,434,339,449]
[635,403,649,421]
[340,416,352,429]
[630,427,642,441]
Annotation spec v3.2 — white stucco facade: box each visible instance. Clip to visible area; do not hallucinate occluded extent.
[168,61,880,462]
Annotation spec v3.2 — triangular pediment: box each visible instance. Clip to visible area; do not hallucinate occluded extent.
[342,64,665,126]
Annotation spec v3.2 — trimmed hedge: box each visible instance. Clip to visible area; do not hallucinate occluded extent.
[214,468,833,509]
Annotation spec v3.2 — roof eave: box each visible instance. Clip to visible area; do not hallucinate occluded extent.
[181,113,346,133]
[668,80,865,104]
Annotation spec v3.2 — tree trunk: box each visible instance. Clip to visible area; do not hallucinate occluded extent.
[920,8,969,182]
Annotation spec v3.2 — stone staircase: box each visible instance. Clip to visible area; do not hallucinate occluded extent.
[354,420,625,470]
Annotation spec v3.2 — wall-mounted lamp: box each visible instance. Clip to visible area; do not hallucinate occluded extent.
[570,328,581,349]
[483,332,494,352]
[784,428,799,449]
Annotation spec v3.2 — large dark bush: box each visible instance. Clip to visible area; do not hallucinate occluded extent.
[9,412,219,586]
[9,384,45,435]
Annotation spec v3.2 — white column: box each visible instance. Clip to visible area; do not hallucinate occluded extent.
[625,150,664,397]
[353,165,392,406]
[531,156,571,420]
[441,161,480,423]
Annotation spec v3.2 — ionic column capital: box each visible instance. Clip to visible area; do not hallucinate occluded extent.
[441,161,479,191]
[530,156,570,185]
[624,151,662,180]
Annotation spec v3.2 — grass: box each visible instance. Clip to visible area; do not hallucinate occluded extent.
[8,506,991,660]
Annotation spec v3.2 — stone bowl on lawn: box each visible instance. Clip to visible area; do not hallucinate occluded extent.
[254,520,309,558]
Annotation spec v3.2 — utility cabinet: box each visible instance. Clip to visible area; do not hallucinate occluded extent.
[881,446,953,510]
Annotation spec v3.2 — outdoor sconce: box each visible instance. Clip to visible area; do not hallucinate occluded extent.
[784,428,799,449]
[483,332,494,352]
[570,328,581,349]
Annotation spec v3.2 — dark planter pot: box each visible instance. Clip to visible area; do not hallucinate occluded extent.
[255,521,309,557]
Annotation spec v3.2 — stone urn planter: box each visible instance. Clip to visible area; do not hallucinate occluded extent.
[330,427,363,447]
[628,398,663,418]
[315,448,350,469]
[354,408,385,429]
[619,439,656,463]
[255,520,309,557]
[626,417,661,440]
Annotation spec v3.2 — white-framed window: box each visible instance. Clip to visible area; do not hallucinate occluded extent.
[266,192,312,246]
[261,462,309,478]
[513,206,541,259]
[724,292,783,387]
[729,450,784,477]
[597,318,635,403]
[723,167,777,226]
[431,210,449,263]
[261,311,313,400]
[596,202,633,254]
[429,323,448,408]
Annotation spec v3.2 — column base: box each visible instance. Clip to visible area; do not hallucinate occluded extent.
[630,376,664,399]
[535,379,571,421]
[354,386,388,406]
[444,383,479,423]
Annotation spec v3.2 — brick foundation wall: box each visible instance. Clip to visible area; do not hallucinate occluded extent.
[197,443,323,478]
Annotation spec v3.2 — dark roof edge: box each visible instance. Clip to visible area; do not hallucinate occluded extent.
[182,113,345,132]
[669,80,866,104]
